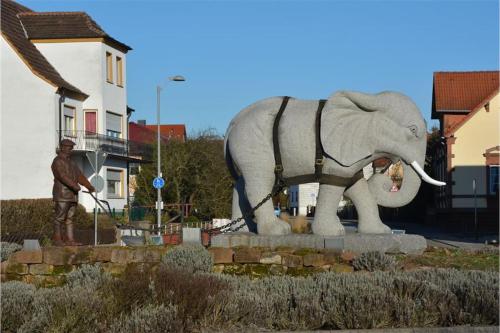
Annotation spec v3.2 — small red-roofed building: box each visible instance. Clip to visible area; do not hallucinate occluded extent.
[144,124,187,142]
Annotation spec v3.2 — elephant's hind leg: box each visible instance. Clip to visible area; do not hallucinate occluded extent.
[344,178,391,234]
[312,184,345,236]
[231,177,257,233]
[243,173,291,235]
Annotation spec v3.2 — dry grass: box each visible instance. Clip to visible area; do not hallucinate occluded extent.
[281,213,311,233]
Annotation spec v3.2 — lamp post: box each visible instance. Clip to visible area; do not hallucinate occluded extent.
[156,75,185,235]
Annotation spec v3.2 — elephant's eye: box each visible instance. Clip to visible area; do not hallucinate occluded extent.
[408,125,418,137]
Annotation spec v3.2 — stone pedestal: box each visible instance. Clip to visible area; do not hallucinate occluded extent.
[183,228,202,245]
[211,232,427,255]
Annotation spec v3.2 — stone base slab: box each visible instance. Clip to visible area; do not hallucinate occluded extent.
[211,233,427,255]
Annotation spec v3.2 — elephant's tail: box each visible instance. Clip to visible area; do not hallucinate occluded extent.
[224,137,240,181]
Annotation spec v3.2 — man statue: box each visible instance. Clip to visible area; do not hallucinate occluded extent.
[51,139,95,246]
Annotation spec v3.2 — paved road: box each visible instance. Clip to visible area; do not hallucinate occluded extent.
[294,217,498,250]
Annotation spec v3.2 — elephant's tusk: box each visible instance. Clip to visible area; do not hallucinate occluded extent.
[410,161,446,186]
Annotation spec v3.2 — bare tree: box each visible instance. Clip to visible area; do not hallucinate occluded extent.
[133,129,233,220]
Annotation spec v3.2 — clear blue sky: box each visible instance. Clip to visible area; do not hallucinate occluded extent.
[24,0,499,135]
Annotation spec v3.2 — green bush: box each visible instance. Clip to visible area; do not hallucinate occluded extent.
[161,245,213,273]
[183,215,200,223]
[1,281,37,332]
[1,241,22,261]
[19,284,113,333]
[1,268,497,332]
[1,199,92,238]
[352,251,396,271]
[66,264,111,290]
[152,266,229,331]
[108,303,180,333]
[218,269,498,330]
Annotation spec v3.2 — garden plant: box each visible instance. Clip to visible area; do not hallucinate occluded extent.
[1,246,498,332]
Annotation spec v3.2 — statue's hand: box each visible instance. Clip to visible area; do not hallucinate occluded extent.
[72,185,81,193]
[86,185,96,193]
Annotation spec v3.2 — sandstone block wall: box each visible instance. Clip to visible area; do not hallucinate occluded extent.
[1,245,358,285]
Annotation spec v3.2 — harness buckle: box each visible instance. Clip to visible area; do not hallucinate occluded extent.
[315,158,324,166]
[274,165,284,173]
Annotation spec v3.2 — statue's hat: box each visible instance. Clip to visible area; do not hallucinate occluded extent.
[60,139,76,147]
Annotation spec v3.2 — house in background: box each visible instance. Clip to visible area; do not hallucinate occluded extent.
[1,0,142,211]
[288,165,376,216]
[127,121,187,202]
[139,120,187,143]
[431,71,499,229]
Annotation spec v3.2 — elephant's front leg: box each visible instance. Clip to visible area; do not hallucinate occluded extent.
[312,184,345,236]
[344,178,391,234]
[244,173,291,235]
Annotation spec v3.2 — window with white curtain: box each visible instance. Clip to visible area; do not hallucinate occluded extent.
[64,105,75,134]
[107,169,122,198]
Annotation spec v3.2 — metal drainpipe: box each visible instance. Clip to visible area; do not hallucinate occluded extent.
[126,110,132,221]
[58,90,65,144]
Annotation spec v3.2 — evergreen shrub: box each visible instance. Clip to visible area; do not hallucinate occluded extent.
[1,199,92,238]
[161,244,213,273]
[1,267,497,332]
[108,303,180,333]
[1,281,37,332]
[352,251,396,271]
[1,241,22,261]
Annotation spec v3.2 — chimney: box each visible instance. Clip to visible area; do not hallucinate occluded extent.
[138,120,146,125]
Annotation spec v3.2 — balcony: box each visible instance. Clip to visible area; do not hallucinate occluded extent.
[57,131,153,161]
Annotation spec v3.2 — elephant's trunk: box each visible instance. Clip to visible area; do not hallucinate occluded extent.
[367,159,422,208]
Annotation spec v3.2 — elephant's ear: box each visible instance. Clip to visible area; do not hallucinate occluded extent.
[320,91,383,166]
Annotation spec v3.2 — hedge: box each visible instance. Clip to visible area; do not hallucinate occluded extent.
[1,199,92,239]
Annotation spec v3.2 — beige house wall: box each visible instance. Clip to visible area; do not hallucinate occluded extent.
[451,93,499,208]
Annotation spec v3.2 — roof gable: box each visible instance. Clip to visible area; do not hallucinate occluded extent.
[432,71,499,116]
[445,89,498,136]
[19,11,131,52]
[1,0,87,99]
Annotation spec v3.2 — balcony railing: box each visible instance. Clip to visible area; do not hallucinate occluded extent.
[57,130,154,160]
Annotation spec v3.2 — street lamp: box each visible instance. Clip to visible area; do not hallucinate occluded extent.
[156,75,185,235]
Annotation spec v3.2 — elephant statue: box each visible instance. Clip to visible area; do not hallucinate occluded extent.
[224,91,445,236]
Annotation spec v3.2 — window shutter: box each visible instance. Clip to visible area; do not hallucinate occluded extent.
[85,111,97,133]
[64,106,74,117]
[106,112,122,132]
[107,169,121,181]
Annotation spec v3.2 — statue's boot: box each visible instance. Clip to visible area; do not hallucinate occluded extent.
[52,224,65,247]
[64,224,82,246]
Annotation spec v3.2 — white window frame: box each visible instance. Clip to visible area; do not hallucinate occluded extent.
[489,165,499,195]
[106,111,123,138]
[63,105,76,136]
[106,168,123,199]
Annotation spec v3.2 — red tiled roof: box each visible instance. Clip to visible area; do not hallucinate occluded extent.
[144,124,187,142]
[432,71,499,115]
[1,0,87,99]
[18,11,131,52]
[129,122,168,144]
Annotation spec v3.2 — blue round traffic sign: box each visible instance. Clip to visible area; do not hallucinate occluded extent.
[153,177,165,189]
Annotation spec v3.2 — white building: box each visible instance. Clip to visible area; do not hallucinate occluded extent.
[1,0,140,211]
[288,165,375,216]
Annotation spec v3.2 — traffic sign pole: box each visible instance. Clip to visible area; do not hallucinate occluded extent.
[153,175,165,235]
[94,150,98,245]
[86,150,107,246]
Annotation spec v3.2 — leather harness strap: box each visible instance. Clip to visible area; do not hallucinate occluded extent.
[314,99,327,180]
[273,96,291,185]
[272,96,362,188]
